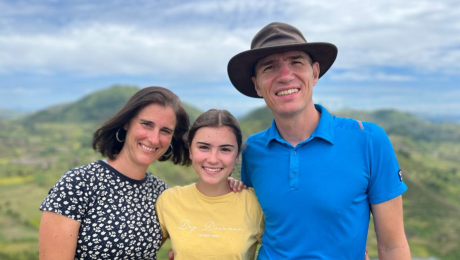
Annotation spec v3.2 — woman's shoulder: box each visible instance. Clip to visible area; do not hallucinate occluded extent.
[65,160,107,176]
[57,160,106,183]
[145,173,168,190]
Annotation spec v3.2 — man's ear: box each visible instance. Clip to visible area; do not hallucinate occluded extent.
[252,76,263,97]
[312,62,320,86]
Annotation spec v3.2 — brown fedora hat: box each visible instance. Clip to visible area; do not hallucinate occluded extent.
[227,22,338,98]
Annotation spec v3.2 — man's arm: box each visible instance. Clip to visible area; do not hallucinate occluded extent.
[371,195,411,260]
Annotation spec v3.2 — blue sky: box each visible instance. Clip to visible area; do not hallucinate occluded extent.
[1,0,459,118]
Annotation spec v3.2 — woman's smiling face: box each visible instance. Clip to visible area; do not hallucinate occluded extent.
[122,103,176,168]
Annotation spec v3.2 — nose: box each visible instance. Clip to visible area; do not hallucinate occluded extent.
[147,129,161,145]
[276,63,294,85]
[206,150,219,164]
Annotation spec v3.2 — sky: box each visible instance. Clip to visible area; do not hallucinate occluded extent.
[1,0,459,119]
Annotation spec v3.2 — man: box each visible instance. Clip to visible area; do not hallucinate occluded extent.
[228,22,411,260]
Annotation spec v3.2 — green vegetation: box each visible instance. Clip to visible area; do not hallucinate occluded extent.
[0,109,28,120]
[0,87,459,259]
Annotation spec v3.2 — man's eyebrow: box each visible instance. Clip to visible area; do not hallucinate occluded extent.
[258,59,276,68]
[286,54,308,60]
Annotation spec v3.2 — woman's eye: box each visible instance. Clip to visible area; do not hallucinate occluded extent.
[161,129,173,134]
[198,146,209,150]
[221,148,232,152]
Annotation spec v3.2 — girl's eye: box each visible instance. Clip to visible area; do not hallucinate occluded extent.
[221,148,232,152]
[198,145,209,150]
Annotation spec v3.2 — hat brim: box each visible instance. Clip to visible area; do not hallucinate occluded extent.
[227,42,338,98]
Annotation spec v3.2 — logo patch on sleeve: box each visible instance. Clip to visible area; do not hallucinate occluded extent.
[398,169,403,181]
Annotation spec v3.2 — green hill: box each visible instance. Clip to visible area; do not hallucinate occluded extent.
[21,85,202,125]
[0,109,29,120]
[0,91,459,260]
[22,85,140,124]
[336,109,460,142]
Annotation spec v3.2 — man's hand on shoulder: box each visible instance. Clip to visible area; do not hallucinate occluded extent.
[228,177,248,192]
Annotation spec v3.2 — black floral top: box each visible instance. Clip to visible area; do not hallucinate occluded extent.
[40,160,167,260]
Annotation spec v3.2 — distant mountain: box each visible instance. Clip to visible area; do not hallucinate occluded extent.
[239,106,460,142]
[238,106,274,138]
[21,85,202,125]
[182,103,202,124]
[418,113,460,124]
[0,109,29,120]
[336,109,460,142]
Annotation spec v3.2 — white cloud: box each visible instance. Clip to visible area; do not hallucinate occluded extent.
[289,0,460,75]
[0,0,459,117]
[331,71,415,82]
[0,0,459,81]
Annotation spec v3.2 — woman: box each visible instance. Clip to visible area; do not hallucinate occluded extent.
[156,109,264,260]
[39,87,191,260]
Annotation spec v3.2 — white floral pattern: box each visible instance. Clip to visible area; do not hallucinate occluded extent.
[40,160,167,260]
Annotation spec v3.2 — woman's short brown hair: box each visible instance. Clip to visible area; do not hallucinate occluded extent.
[93,86,191,165]
[187,109,242,155]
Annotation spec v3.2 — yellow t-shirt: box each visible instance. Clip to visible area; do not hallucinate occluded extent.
[156,184,264,260]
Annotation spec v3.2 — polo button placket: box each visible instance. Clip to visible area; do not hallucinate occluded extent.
[289,148,299,190]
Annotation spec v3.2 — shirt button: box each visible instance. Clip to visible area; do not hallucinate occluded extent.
[292,151,296,155]
[291,174,296,178]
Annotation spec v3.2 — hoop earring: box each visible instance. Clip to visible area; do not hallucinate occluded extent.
[116,129,125,142]
[162,144,173,157]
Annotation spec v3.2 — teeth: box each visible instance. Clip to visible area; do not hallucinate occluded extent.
[204,167,221,172]
[277,88,299,96]
[140,144,157,152]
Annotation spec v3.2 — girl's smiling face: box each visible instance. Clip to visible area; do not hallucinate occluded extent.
[190,126,239,191]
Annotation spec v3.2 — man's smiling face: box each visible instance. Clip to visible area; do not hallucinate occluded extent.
[252,50,320,118]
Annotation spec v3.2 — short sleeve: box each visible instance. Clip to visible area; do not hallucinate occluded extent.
[241,142,253,188]
[39,168,90,222]
[155,191,169,239]
[246,188,264,244]
[367,124,408,204]
[257,215,265,244]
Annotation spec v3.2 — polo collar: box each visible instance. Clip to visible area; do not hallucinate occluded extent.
[264,104,335,148]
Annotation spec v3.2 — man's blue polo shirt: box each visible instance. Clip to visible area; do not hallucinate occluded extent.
[241,104,407,260]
